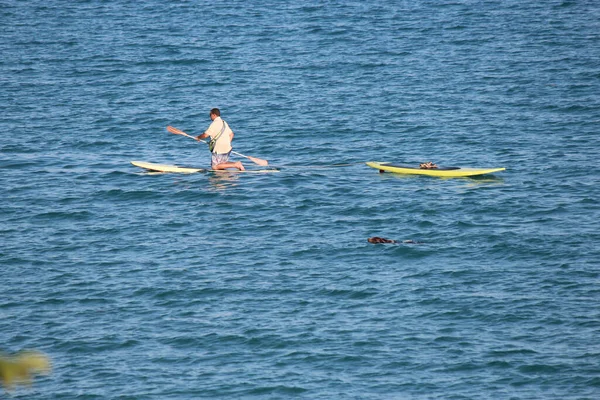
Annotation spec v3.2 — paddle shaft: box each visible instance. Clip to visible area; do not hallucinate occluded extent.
[166,126,268,166]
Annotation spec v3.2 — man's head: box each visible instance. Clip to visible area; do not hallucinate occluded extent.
[210,108,220,120]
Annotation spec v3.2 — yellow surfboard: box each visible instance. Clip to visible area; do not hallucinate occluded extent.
[366,162,505,177]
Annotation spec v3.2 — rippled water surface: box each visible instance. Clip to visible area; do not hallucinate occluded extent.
[2,1,600,398]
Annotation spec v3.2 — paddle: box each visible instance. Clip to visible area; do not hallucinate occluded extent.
[166,126,268,167]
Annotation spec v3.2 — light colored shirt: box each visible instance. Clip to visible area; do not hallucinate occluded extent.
[205,116,233,154]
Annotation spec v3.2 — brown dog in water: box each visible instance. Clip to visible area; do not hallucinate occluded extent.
[368,237,396,244]
[368,237,420,244]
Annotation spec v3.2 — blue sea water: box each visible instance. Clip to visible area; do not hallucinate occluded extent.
[1,0,600,398]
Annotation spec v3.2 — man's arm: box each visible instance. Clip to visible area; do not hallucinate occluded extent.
[196,132,209,141]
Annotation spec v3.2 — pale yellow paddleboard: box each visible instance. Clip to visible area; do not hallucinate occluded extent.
[366,161,505,177]
[131,161,204,173]
[131,161,279,174]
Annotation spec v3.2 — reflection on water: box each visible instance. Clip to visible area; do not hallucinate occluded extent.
[460,175,506,187]
[0,350,51,392]
[378,171,505,185]
[207,171,241,191]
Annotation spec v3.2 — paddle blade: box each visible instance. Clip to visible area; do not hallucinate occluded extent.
[167,125,184,135]
[166,125,195,139]
[248,156,269,166]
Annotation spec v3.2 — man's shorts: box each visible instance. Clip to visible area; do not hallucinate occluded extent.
[211,151,231,168]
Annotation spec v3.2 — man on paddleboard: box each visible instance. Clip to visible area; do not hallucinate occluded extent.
[196,108,245,171]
